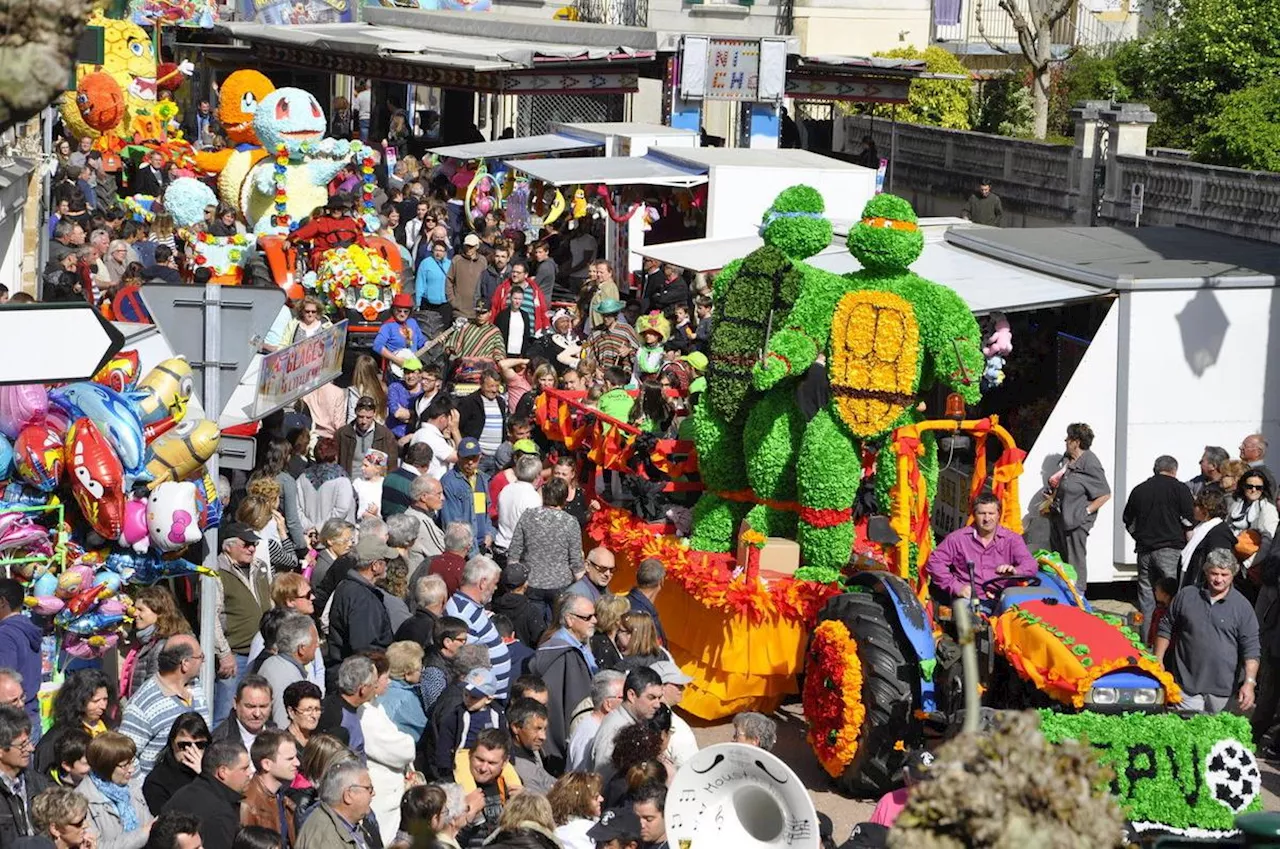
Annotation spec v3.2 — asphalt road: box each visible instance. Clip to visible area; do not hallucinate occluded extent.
[687,699,1280,843]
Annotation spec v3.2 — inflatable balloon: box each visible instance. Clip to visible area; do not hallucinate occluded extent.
[57,598,126,634]
[51,383,146,475]
[93,350,141,394]
[147,481,201,553]
[129,358,193,429]
[0,483,53,509]
[104,550,212,585]
[145,419,219,488]
[65,418,127,540]
[56,564,98,597]
[13,423,64,492]
[118,497,149,553]
[0,434,13,482]
[0,385,48,441]
[63,632,120,659]
[31,571,57,599]
[193,471,222,530]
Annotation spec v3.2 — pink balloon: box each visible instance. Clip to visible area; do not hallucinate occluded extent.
[0,385,47,441]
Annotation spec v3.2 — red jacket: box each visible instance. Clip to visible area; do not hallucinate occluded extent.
[491,279,550,331]
[289,216,366,266]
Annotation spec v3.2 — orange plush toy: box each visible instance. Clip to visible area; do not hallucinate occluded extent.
[192,69,276,200]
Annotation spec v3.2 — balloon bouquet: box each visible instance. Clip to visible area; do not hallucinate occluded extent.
[0,355,222,662]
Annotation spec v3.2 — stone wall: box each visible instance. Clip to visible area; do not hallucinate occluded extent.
[832,105,1280,244]
[833,114,1078,227]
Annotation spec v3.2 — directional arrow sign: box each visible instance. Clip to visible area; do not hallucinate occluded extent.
[0,303,125,385]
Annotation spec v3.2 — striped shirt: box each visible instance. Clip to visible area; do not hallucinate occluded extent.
[444,591,511,699]
[120,675,209,776]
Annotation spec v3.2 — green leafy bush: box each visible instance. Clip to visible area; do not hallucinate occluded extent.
[842,46,973,130]
[1194,77,1280,171]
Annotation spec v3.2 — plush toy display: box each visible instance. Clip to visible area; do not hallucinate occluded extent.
[241,87,361,234]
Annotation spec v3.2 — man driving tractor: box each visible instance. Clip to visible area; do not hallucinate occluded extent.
[287,192,366,267]
[925,493,1037,605]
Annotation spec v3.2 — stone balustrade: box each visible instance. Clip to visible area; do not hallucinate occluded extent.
[831,107,1280,244]
[1102,154,1280,243]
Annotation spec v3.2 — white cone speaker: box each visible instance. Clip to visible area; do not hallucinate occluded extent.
[666,742,819,849]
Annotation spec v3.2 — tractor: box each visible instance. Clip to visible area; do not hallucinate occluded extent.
[802,415,1261,834]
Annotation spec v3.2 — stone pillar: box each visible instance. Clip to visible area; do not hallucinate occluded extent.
[1099,103,1158,222]
[1070,100,1110,226]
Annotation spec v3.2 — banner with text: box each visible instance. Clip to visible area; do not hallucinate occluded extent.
[238,0,353,24]
[705,39,760,101]
[253,321,347,419]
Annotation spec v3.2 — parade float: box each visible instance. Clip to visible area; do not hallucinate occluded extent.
[539,188,1261,836]
[0,353,220,676]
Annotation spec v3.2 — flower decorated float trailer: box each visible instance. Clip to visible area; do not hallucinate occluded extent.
[542,188,1260,837]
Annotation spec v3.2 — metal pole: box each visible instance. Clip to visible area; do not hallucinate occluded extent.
[199,282,220,718]
[37,107,53,296]
[889,104,898,195]
[954,600,981,734]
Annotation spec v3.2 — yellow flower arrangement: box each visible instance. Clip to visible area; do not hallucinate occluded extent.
[829,290,921,438]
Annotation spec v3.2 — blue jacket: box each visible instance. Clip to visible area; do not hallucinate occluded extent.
[372,318,427,359]
[415,255,450,306]
[382,679,427,742]
[386,380,422,439]
[0,615,43,733]
[441,467,492,554]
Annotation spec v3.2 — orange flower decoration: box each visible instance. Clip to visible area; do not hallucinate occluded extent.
[804,619,866,777]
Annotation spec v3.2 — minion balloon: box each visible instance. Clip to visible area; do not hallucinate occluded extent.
[128,357,193,430]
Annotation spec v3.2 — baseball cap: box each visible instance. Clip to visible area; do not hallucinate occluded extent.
[903,747,936,782]
[463,233,481,247]
[355,536,399,563]
[682,351,708,372]
[650,660,692,686]
[457,437,482,458]
[463,667,498,700]
[500,562,529,590]
[218,522,260,547]
[587,808,642,842]
[400,356,422,373]
[511,439,539,456]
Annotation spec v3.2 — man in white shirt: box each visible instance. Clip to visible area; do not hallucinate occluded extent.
[494,455,542,554]
[353,80,372,141]
[411,396,460,479]
[651,660,699,767]
[566,670,624,772]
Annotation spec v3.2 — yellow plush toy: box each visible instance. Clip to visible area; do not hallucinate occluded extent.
[61,12,158,143]
[572,187,587,219]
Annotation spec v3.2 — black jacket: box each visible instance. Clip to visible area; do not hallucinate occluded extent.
[0,768,49,847]
[457,390,506,442]
[590,632,623,671]
[141,749,197,815]
[312,553,355,622]
[394,609,438,648]
[1181,522,1240,589]
[490,591,547,649]
[650,277,690,313]
[163,775,244,849]
[527,634,594,771]
[325,573,393,668]
[1123,473,1195,553]
[625,588,667,646]
[494,308,534,356]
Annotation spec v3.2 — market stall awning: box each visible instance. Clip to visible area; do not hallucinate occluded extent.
[426,133,603,161]
[507,155,708,188]
[636,236,847,273]
[215,18,647,93]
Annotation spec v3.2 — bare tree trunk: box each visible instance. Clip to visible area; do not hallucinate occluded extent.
[1031,36,1053,139]
[980,0,1074,140]
[0,0,95,136]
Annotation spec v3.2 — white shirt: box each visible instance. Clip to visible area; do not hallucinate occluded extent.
[353,477,384,518]
[506,310,525,355]
[665,711,700,768]
[353,89,372,116]
[495,481,540,550]
[411,422,453,479]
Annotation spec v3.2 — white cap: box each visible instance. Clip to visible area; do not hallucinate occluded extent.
[651,660,693,685]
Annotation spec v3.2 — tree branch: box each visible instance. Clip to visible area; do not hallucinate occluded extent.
[975,0,1015,55]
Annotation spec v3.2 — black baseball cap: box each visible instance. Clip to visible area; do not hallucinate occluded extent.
[587,808,641,842]
[218,522,260,547]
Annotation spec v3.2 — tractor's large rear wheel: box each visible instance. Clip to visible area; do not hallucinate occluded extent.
[804,589,917,797]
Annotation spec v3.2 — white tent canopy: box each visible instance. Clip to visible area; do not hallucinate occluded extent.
[426,133,603,160]
[635,227,1110,315]
[505,154,708,188]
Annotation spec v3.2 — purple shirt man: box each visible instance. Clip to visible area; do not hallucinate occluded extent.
[925,496,1037,599]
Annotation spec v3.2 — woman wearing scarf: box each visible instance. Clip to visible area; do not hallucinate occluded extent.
[298,437,357,530]
[1180,487,1239,589]
[76,732,153,849]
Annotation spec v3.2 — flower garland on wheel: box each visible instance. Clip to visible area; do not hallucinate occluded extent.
[804,619,866,777]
